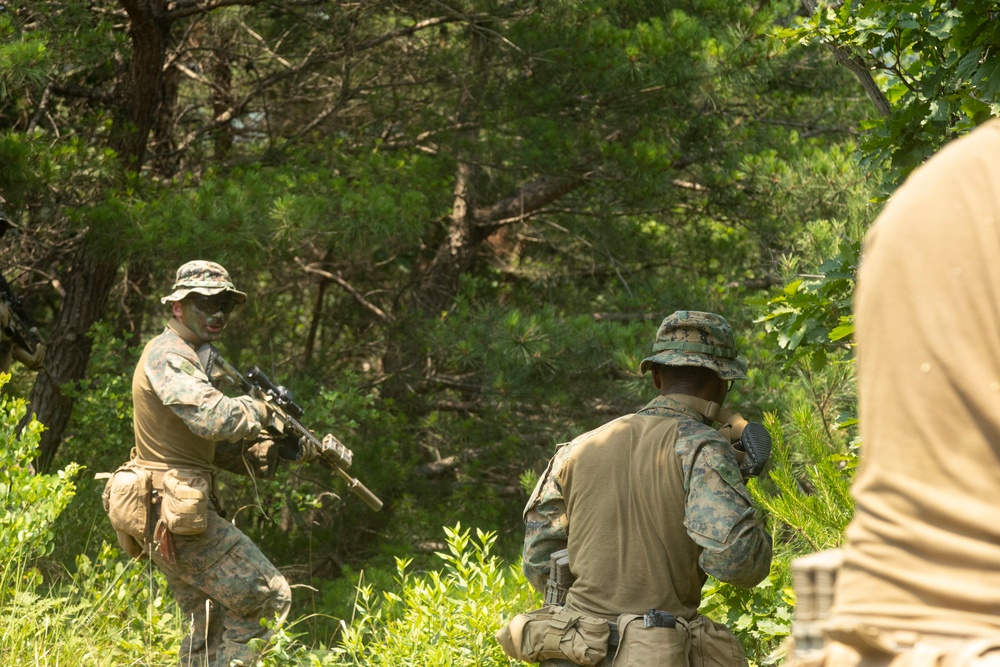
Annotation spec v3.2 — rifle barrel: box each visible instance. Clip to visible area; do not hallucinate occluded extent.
[328,463,384,511]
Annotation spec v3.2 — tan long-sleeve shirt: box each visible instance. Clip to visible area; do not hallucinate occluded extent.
[132,318,266,472]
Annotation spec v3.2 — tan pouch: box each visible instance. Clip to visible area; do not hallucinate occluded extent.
[496,604,609,665]
[160,468,210,535]
[102,463,152,541]
[613,613,690,666]
[687,616,747,667]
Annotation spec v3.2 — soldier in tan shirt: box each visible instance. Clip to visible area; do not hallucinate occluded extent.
[131,261,290,667]
[822,119,1000,664]
[522,311,771,666]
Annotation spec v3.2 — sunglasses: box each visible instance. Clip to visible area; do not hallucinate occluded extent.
[187,294,239,315]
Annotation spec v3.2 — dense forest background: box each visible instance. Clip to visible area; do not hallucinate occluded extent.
[2,1,999,664]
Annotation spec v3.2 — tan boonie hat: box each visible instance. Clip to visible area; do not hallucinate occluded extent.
[639,310,748,380]
[160,260,247,305]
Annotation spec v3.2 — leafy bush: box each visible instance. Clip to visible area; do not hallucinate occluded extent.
[0,541,179,667]
[256,523,538,666]
[700,562,793,667]
[0,372,181,665]
[754,240,859,374]
[0,374,81,584]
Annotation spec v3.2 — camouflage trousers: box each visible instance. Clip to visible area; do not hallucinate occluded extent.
[150,511,291,667]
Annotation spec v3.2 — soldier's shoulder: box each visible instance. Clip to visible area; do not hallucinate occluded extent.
[144,328,197,367]
[675,415,726,447]
[674,417,733,474]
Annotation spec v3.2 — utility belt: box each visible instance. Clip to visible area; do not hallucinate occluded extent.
[98,453,218,562]
[606,609,676,648]
[496,605,744,667]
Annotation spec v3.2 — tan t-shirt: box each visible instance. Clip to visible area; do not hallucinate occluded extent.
[833,119,1000,635]
[132,318,264,473]
[521,396,771,620]
[560,413,704,619]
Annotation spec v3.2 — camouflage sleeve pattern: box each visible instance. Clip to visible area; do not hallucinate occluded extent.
[522,442,573,593]
[145,332,267,442]
[677,417,772,588]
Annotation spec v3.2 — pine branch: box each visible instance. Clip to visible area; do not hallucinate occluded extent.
[296,259,393,324]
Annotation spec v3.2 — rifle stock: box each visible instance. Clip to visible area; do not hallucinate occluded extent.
[207,348,383,511]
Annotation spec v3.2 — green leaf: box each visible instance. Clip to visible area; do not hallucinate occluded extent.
[974,53,1000,98]
[828,323,855,341]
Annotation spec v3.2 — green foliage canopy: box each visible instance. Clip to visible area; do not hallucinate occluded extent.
[785,0,1000,190]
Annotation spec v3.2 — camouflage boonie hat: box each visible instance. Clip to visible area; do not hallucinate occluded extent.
[160,260,247,305]
[639,311,748,380]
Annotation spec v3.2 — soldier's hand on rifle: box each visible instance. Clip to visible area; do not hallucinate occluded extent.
[717,411,748,444]
[249,396,272,422]
[228,436,280,478]
[11,340,45,370]
[715,410,772,480]
[276,433,316,463]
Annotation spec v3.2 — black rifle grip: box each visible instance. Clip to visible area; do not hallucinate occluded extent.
[738,422,772,478]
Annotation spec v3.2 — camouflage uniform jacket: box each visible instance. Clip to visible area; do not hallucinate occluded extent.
[132,318,267,474]
[522,394,771,619]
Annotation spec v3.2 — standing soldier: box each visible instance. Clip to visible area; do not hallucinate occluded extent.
[505,311,772,667]
[111,260,292,667]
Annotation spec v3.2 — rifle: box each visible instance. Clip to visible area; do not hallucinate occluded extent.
[733,421,772,479]
[716,410,772,480]
[204,347,383,512]
[0,274,41,356]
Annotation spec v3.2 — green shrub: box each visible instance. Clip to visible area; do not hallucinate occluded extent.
[257,523,538,666]
[0,372,180,665]
[701,408,857,665]
[0,374,81,584]
[1,544,180,666]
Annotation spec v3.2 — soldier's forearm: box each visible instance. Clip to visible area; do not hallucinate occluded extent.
[522,534,567,593]
[701,525,772,588]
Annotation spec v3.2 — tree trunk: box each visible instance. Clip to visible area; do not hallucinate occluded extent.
[800,0,891,118]
[112,0,171,170]
[380,27,489,400]
[30,0,172,469]
[208,18,235,159]
[419,160,481,315]
[31,247,118,471]
[380,23,597,402]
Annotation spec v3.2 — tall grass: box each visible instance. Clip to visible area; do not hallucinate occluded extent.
[255,524,538,666]
[0,374,181,665]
